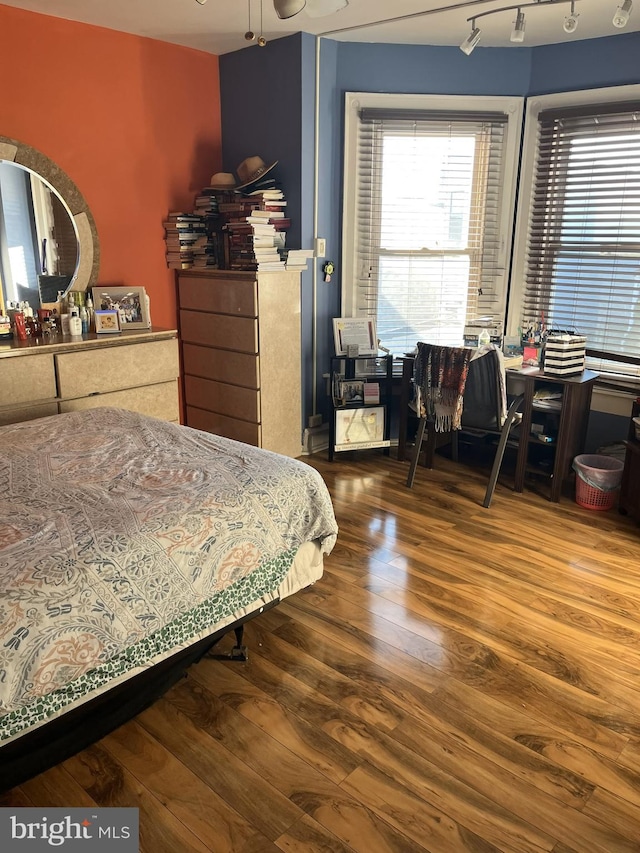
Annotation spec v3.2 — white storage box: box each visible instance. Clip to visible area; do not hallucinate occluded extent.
[543,334,586,376]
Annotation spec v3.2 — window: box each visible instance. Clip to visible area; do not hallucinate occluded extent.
[0,162,40,307]
[512,86,640,381]
[342,94,523,355]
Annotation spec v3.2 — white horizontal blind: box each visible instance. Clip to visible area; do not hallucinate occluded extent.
[522,102,640,379]
[0,163,39,303]
[355,108,509,354]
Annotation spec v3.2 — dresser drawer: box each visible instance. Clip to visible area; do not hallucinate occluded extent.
[0,402,58,427]
[0,354,56,406]
[180,311,258,354]
[184,375,259,422]
[186,406,260,446]
[56,339,178,398]
[178,276,257,316]
[59,381,179,422]
[182,344,259,389]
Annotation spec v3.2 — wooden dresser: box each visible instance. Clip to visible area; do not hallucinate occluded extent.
[177,269,301,458]
[0,328,179,426]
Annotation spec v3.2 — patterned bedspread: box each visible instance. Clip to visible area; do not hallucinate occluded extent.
[0,408,338,741]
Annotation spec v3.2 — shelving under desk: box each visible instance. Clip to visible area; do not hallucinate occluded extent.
[507,367,598,502]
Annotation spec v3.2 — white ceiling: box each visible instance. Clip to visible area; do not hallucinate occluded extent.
[1,0,637,55]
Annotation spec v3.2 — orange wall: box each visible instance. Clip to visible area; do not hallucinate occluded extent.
[0,4,222,330]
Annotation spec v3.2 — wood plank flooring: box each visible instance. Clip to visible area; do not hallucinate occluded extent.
[4,451,640,852]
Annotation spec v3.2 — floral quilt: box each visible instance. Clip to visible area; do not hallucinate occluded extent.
[0,407,337,741]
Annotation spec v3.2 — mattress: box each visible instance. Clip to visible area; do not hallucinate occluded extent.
[0,408,338,745]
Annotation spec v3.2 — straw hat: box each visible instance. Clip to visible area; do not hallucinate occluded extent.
[210,172,237,190]
[235,156,278,190]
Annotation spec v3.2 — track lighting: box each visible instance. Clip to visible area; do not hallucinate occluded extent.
[510,9,526,42]
[273,0,306,18]
[563,1,579,32]
[460,25,481,55]
[460,0,596,54]
[613,0,633,27]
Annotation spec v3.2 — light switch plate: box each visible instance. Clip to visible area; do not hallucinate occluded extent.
[315,238,326,258]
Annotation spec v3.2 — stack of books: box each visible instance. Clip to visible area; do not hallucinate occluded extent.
[167,180,301,272]
[223,187,290,272]
[283,249,315,271]
[163,213,208,270]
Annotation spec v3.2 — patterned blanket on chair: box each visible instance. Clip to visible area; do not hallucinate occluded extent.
[414,343,473,431]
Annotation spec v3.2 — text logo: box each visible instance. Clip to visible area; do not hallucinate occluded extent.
[0,809,139,851]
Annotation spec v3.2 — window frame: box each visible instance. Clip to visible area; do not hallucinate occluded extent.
[341,92,524,340]
[507,83,640,358]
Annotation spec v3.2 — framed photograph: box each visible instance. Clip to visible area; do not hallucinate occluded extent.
[337,380,365,404]
[92,286,150,330]
[333,317,378,357]
[94,309,121,334]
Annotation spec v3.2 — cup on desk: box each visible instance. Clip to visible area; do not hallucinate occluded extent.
[523,344,541,366]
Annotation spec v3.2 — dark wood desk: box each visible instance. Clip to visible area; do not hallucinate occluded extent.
[397,357,597,502]
[508,367,598,502]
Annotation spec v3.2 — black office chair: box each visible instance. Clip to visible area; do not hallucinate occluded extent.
[405,343,524,508]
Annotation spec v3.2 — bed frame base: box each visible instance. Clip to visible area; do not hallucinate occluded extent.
[207,625,248,661]
[0,599,278,793]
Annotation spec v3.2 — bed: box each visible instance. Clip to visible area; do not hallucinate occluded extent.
[0,407,338,790]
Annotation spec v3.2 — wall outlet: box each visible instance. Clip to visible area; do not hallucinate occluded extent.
[315,238,326,258]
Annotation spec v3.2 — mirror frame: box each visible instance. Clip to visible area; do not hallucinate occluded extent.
[0,135,100,297]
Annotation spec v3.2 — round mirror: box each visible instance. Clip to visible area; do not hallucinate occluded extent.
[0,136,99,313]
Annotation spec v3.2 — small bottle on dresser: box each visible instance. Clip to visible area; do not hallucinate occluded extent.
[69,306,82,337]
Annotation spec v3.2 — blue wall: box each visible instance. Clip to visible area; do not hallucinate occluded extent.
[529,31,640,95]
[219,30,640,431]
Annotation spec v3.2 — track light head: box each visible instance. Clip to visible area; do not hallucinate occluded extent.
[563,1,579,33]
[613,0,633,27]
[273,0,306,18]
[460,26,481,55]
[511,9,526,42]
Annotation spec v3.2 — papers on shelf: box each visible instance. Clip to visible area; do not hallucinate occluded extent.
[335,406,386,451]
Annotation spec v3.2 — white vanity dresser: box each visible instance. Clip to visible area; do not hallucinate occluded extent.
[0,328,179,426]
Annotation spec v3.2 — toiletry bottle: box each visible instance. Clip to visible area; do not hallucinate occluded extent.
[478,328,491,346]
[85,294,94,332]
[69,306,82,337]
[80,305,89,335]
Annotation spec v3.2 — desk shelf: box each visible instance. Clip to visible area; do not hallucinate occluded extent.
[508,367,598,502]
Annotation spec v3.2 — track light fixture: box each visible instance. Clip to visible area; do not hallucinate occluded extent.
[460,24,482,55]
[459,0,633,53]
[613,0,633,27]
[511,8,526,41]
[273,0,306,18]
[563,0,579,32]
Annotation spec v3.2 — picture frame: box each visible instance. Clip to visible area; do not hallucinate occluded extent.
[332,317,378,357]
[92,286,150,330]
[337,380,365,404]
[94,309,121,334]
[334,405,388,451]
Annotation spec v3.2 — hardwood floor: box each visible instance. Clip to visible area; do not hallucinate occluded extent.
[4,451,640,852]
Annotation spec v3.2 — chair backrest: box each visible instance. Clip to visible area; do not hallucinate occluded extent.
[460,348,502,431]
[414,342,502,432]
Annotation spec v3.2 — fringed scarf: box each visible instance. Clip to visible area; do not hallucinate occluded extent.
[414,343,473,432]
